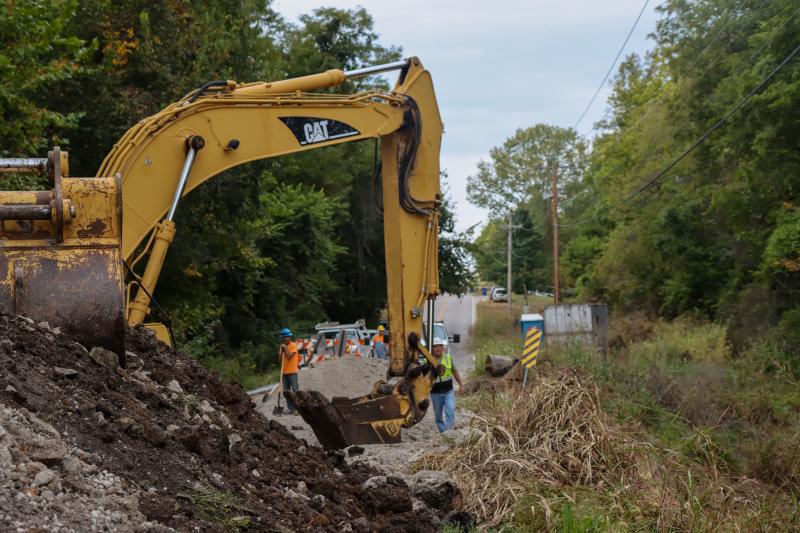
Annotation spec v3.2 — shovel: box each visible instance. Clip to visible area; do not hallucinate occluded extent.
[273,348,286,416]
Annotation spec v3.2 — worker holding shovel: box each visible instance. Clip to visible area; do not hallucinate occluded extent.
[277,328,300,415]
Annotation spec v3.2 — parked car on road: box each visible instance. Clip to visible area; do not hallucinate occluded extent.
[421,321,461,350]
[492,288,509,302]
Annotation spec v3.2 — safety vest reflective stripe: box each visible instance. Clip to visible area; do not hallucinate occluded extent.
[420,351,453,381]
[439,352,453,381]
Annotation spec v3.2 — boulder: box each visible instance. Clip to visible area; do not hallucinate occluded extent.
[407,470,460,511]
[166,380,183,394]
[32,467,56,487]
[485,355,516,377]
[89,347,119,369]
[143,424,166,447]
[362,476,413,513]
[26,438,68,465]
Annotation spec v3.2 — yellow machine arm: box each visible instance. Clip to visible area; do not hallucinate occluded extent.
[0,58,443,448]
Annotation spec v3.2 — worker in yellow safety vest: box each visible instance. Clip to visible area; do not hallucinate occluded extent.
[427,338,464,432]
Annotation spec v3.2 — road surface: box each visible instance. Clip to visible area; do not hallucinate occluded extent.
[432,293,479,375]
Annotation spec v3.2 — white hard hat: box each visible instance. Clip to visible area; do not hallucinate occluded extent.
[432,337,446,346]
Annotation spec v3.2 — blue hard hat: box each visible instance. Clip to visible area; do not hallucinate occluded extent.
[280,327,292,337]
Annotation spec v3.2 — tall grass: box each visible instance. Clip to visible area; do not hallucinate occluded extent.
[202,356,280,391]
[439,312,800,531]
[471,302,523,375]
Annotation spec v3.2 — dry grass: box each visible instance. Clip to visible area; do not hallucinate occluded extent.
[419,368,641,527]
[419,367,800,531]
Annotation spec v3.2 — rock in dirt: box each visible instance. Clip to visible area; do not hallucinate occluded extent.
[443,510,478,531]
[485,354,516,377]
[310,493,326,511]
[53,366,78,379]
[143,423,166,447]
[88,346,119,369]
[25,438,67,465]
[32,467,55,487]
[227,432,242,451]
[347,445,365,457]
[407,470,461,511]
[363,475,413,513]
[166,379,183,394]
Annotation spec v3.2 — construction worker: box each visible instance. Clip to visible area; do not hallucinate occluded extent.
[279,327,300,414]
[428,338,464,432]
[371,325,388,360]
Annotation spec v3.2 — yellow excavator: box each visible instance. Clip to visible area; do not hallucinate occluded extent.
[0,58,443,449]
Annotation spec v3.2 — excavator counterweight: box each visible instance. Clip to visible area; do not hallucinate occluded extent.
[0,58,443,448]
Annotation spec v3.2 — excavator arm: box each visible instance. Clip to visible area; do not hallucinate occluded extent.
[0,58,443,448]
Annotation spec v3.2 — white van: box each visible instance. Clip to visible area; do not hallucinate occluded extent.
[492,288,509,302]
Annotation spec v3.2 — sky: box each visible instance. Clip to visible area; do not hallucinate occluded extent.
[274,0,661,231]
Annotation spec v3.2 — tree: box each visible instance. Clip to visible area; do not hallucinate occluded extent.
[557,0,800,341]
[0,0,90,182]
[438,177,476,295]
[466,124,588,218]
[472,207,547,292]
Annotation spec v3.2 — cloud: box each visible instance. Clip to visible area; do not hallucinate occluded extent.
[273,0,658,233]
[441,152,488,232]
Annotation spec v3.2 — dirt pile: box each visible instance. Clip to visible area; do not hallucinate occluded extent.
[256,355,475,515]
[0,402,154,531]
[0,314,446,532]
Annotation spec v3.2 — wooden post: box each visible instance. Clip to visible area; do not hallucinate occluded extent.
[551,160,560,304]
[507,210,513,313]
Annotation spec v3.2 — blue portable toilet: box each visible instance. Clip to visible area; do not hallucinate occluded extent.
[520,313,544,338]
[481,287,487,296]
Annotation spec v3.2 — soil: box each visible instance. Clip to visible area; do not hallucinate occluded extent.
[0,314,448,532]
[256,356,475,473]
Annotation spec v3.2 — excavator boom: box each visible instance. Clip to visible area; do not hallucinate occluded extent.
[0,58,443,448]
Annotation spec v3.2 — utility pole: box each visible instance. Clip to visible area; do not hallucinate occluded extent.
[551,160,560,304]
[507,210,513,313]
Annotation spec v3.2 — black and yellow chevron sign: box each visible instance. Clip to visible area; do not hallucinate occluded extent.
[520,327,542,369]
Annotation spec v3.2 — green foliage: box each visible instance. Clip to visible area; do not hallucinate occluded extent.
[466,124,588,218]
[285,6,400,85]
[472,206,548,292]
[571,0,800,326]
[55,0,280,175]
[439,177,477,295]
[760,207,800,303]
[467,0,800,347]
[0,0,91,158]
[468,124,588,294]
[558,503,607,533]
[161,170,344,371]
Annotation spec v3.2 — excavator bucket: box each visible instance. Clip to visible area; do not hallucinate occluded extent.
[0,149,126,359]
[285,386,411,449]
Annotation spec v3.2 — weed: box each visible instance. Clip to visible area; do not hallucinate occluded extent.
[559,503,608,533]
[185,482,251,531]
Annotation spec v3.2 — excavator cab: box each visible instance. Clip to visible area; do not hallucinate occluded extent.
[0,58,443,449]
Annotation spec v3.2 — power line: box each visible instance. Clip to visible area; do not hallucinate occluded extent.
[592,0,795,154]
[573,0,651,130]
[559,41,800,228]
